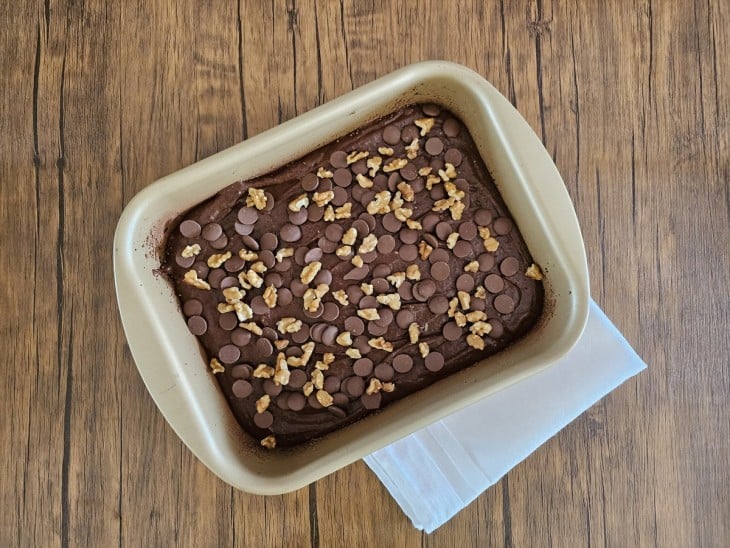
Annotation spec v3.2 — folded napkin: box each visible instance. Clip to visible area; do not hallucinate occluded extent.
[364,300,646,533]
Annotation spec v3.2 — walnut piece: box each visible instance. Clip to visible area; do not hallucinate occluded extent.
[358,233,378,254]
[183,270,210,290]
[253,364,274,378]
[366,191,392,215]
[209,358,225,374]
[300,261,322,284]
[336,331,353,346]
[274,248,293,262]
[369,337,393,352]
[405,264,421,281]
[408,322,420,344]
[345,348,362,359]
[415,117,435,136]
[342,227,357,245]
[360,283,374,295]
[276,317,302,334]
[406,218,423,230]
[240,322,263,336]
[419,342,430,358]
[323,205,335,221]
[466,334,485,350]
[260,435,276,449]
[274,352,290,386]
[457,290,471,310]
[418,241,434,260]
[525,263,544,280]
[358,308,380,321]
[378,146,394,156]
[397,181,415,202]
[181,244,201,258]
[405,138,419,160]
[382,382,395,393]
[246,187,268,210]
[470,321,493,336]
[346,150,369,164]
[316,390,334,407]
[223,286,244,304]
[332,289,349,306]
[255,394,271,413]
[302,381,314,396]
[311,369,324,390]
[367,156,382,176]
[382,158,408,173]
[335,203,352,219]
[356,173,373,188]
[387,272,406,288]
[336,245,352,258]
[464,261,479,273]
[474,286,487,299]
[376,293,401,310]
[446,233,459,250]
[289,193,309,212]
[312,190,335,207]
[317,167,333,178]
[366,378,383,395]
[351,255,364,267]
[466,310,487,323]
[239,249,258,261]
[263,285,278,308]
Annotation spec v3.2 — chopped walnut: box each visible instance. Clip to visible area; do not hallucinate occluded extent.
[253,364,274,378]
[466,333,485,350]
[447,297,459,317]
[390,191,404,210]
[239,249,258,261]
[466,310,487,323]
[415,117,435,136]
[181,244,201,258]
[366,378,383,395]
[345,348,362,359]
[387,272,406,288]
[332,289,349,306]
[246,187,267,210]
[312,190,335,207]
[406,218,423,230]
[233,301,253,322]
[455,311,467,327]
[274,248,293,262]
[378,146,394,156]
[346,150,369,164]
[288,342,315,368]
[358,308,380,321]
[260,435,276,449]
[322,352,335,365]
[323,205,335,221]
[300,261,322,284]
[408,322,420,344]
[240,322,263,336]
[274,339,290,350]
[245,269,264,288]
[366,191,392,215]
[351,255,364,267]
[474,286,487,299]
[358,233,378,253]
[183,270,211,290]
[360,283,374,296]
[302,381,314,396]
[289,193,309,212]
[419,342,430,358]
[393,207,413,222]
[316,390,334,407]
[457,290,471,310]
[274,352,290,386]
[382,158,408,173]
[470,321,493,336]
[464,261,479,273]
[335,203,352,219]
[302,288,320,313]
[341,227,357,245]
[367,156,382,176]
[336,245,352,258]
[483,237,499,252]
[525,263,544,280]
[369,337,393,352]
[317,167,333,178]
[432,196,456,213]
[439,162,457,181]
[209,358,225,374]
[382,382,395,393]
[217,303,234,314]
[405,138,419,160]
[446,233,459,250]
[376,293,402,310]
[250,261,267,274]
[426,174,441,190]
[336,331,353,346]
[418,241,434,260]
[444,181,465,200]
[263,285,278,308]
[406,264,421,281]
[397,181,415,202]
[223,286,244,304]
[478,226,491,239]
[276,317,302,334]
[355,173,373,188]
[311,368,324,390]
[418,166,433,176]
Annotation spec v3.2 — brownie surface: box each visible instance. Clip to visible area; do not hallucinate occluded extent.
[162,104,544,448]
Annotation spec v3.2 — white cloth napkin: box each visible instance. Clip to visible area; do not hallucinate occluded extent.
[363,300,647,533]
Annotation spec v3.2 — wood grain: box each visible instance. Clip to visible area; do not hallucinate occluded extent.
[1,1,727,546]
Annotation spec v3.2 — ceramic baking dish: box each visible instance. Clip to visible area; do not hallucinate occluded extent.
[114,61,589,495]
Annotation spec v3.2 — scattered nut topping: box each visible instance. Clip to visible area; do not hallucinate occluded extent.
[478,226,491,239]
[209,358,225,374]
[335,203,352,219]
[418,166,433,176]
[455,311,467,327]
[302,381,314,396]
[376,293,402,310]
[317,167,333,178]
[445,181,465,200]
[368,337,394,352]
[288,342,315,367]
[351,255,364,267]
[233,301,253,321]
[474,286,487,299]
[346,348,362,359]
[223,286,244,304]
[302,288,321,312]
[408,322,420,344]
[260,435,276,449]
[336,331,353,346]
[358,233,378,253]
[356,173,374,188]
[288,194,309,212]
[526,263,544,280]
[274,339,290,350]
[346,150,369,164]
[457,291,471,310]
[406,218,423,230]
[446,233,459,250]
[332,289,349,306]
[300,261,322,284]
[387,272,406,288]
[419,342,430,358]
[263,285,278,308]
[390,191,404,210]
[418,241,434,260]
[466,333,485,350]
[405,138,419,160]
[239,249,259,261]
[274,248,293,262]
[246,187,268,210]
[336,245,352,258]
[311,369,324,390]
[367,156,382,176]
[415,117,435,135]
[393,207,413,222]
[378,146,394,156]
[483,237,499,252]
[466,310,487,323]
[250,261,267,274]
[312,190,335,207]
[464,261,479,273]
[316,390,334,407]
[397,181,415,202]
[244,269,264,288]
[447,297,459,317]
[341,227,357,246]
[470,321,493,336]
[382,158,408,173]
[183,270,211,290]
[253,364,274,378]
[323,205,335,221]
[358,308,380,321]
[426,174,441,190]
[382,382,395,393]
[366,191,392,215]
[366,378,383,395]
[276,317,302,334]
[181,244,201,258]
[360,283,374,295]
[240,321,263,336]
[274,352,290,386]
[439,162,457,181]
[217,303,234,314]
[405,264,421,281]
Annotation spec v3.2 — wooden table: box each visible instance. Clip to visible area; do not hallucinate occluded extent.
[2,1,727,546]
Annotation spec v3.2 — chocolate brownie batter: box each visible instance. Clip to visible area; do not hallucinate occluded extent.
[162,104,544,448]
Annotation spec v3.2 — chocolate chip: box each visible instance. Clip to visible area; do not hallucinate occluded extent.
[330,150,348,168]
[353,358,373,377]
[500,257,520,277]
[264,379,282,397]
[494,217,513,235]
[346,376,365,397]
[231,379,253,398]
[430,185,446,200]
[344,265,369,280]
[354,335,371,355]
[202,223,223,241]
[304,302,325,319]
[332,186,348,206]
[234,222,254,235]
[382,212,402,233]
[456,274,475,292]
[241,235,259,251]
[210,234,228,249]
[317,178,333,192]
[351,219,370,237]
[410,178,424,193]
[414,279,436,300]
[422,103,441,116]
[359,296,377,309]
[453,241,473,259]
[442,322,461,341]
[425,137,444,156]
[424,352,445,372]
[396,309,415,329]
[175,253,195,268]
[383,125,401,145]
[301,172,319,191]
[484,274,504,294]
[377,234,396,254]
[494,294,515,314]
[367,322,388,336]
[375,308,394,328]
[281,224,302,242]
[288,392,306,411]
[399,228,419,245]
[313,269,332,286]
[344,316,365,335]
[374,363,394,381]
[276,393,290,410]
[387,172,402,191]
[474,208,493,226]
[231,328,252,346]
[254,411,274,429]
[291,323,310,343]
[371,277,390,294]
[187,315,207,336]
[261,327,278,342]
[220,276,238,289]
[325,223,343,243]
[423,233,439,249]
[488,319,504,338]
[324,376,341,393]
[183,299,203,316]
[361,392,382,409]
[219,344,241,364]
[399,244,418,262]
[333,168,352,187]
[431,158,444,172]
[322,325,339,346]
[251,296,269,315]
[477,253,495,271]
[193,261,209,279]
[372,264,391,278]
[430,261,451,281]
[237,207,258,225]
[318,237,338,254]
[359,212,377,231]
[400,162,418,181]
[277,288,293,306]
[256,338,274,357]
[360,251,378,263]
[308,393,323,409]
[288,369,307,390]
[322,302,340,322]
[401,125,419,143]
[346,285,364,305]
[422,214,440,232]
[219,312,238,331]
[224,256,245,272]
[444,148,463,166]
[436,222,452,241]
[428,295,450,314]
[392,353,413,373]
[308,205,324,222]
[330,403,348,417]
[471,297,486,311]
[289,208,309,225]
[443,118,460,137]
[231,364,252,379]
[179,219,201,238]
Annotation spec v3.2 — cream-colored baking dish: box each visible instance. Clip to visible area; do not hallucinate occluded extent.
[114,61,589,495]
